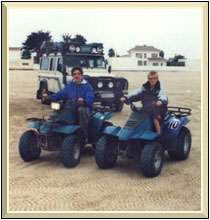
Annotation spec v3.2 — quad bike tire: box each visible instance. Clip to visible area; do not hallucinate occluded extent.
[140,142,164,178]
[168,126,191,161]
[114,102,124,112]
[40,85,51,105]
[61,134,83,168]
[95,135,118,169]
[19,130,41,162]
[90,121,113,149]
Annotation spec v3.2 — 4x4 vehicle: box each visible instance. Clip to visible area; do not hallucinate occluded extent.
[36,41,128,112]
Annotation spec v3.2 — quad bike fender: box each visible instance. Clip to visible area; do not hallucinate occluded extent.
[28,122,80,134]
[93,112,113,121]
[28,122,39,129]
[131,130,160,140]
[52,125,80,134]
[103,126,121,136]
[90,112,113,131]
[161,116,190,139]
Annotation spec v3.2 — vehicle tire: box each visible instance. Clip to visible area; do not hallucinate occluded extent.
[90,121,113,149]
[95,135,118,169]
[140,142,164,178]
[61,134,83,168]
[114,102,124,112]
[19,130,41,162]
[40,84,51,105]
[168,126,191,161]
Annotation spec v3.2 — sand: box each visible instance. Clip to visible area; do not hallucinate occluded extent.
[9,70,201,211]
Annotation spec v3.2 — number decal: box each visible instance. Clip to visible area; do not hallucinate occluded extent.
[168,120,179,130]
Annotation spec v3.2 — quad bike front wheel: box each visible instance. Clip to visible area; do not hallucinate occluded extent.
[19,130,41,162]
[168,126,191,160]
[140,142,164,178]
[61,134,83,168]
[95,135,118,169]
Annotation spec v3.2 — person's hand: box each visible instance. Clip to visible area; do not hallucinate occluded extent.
[156,101,162,106]
[77,98,84,104]
[42,93,48,98]
[120,97,126,102]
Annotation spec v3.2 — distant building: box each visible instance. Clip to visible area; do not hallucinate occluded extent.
[127,45,167,66]
[9,47,35,70]
[9,47,22,64]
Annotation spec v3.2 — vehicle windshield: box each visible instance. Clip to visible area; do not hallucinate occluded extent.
[65,55,105,69]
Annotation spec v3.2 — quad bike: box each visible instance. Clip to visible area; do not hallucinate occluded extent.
[18,101,113,168]
[95,101,192,178]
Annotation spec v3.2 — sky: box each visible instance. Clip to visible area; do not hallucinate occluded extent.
[9,9,201,59]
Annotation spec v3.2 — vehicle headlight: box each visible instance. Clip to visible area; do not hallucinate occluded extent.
[92,48,97,53]
[97,47,103,53]
[76,47,80,52]
[108,82,114,88]
[97,82,103,88]
[51,102,60,110]
[69,45,75,52]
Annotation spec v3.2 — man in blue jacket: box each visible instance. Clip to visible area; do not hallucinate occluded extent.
[43,66,94,139]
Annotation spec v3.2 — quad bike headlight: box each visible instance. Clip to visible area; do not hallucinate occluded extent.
[97,82,103,88]
[108,82,114,88]
[51,102,61,110]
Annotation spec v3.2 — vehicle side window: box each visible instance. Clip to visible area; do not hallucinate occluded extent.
[50,58,56,71]
[57,58,63,71]
[40,58,49,70]
[89,59,94,68]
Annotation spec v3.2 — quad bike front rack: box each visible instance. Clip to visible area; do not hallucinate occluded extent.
[167,106,192,117]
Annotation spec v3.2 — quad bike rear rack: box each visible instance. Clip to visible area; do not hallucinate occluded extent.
[25,116,75,126]
[167,106,192,117]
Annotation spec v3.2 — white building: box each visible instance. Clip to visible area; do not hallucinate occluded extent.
[127,45,167,67]
[9,47,34,70]
[9,47,22,64]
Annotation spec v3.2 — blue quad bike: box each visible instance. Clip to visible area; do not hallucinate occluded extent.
[18,102,113,168]
[95,101,192,178]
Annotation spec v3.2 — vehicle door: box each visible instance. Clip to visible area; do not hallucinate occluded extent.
[48,57,59,92]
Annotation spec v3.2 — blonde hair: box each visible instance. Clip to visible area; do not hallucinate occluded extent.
[148,71,158,78]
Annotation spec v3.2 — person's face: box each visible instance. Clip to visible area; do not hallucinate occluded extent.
[148,74,158,86]
[72,70,82,83]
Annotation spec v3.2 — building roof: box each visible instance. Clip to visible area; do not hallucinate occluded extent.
[148,57,168,62]
[9,47,22,51]
[128,45,160,53]
[120,55,129,57]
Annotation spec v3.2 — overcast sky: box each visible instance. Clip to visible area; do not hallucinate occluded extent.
[9,9,201,59]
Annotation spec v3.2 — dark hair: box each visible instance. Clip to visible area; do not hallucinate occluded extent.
[71,66,83,75]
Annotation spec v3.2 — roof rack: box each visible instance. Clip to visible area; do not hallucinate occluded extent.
[167,106,192,117]
[40,41,104,56]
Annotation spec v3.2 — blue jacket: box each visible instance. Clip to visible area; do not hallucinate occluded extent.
[50,79,94,109]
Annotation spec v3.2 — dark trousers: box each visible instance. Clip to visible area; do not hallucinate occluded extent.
[53,106,90,137]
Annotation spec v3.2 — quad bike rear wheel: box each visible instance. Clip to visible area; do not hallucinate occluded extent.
[95,135,118,169]
[140,142,164,178]
[19,130,41,162]
[168,126,191,160]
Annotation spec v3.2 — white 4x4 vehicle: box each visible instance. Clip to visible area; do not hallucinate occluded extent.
[36,42,128,112]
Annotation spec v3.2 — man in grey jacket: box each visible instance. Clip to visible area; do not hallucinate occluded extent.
[120,71,168,134]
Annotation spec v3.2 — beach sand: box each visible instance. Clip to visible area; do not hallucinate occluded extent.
[9,70,201,211]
